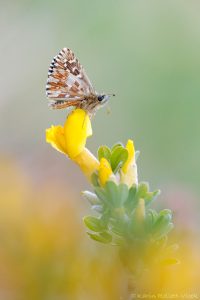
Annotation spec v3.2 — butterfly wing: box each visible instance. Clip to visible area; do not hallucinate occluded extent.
[46,48,95,108]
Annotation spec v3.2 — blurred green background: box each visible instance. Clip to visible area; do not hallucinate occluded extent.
[0,1,200,298]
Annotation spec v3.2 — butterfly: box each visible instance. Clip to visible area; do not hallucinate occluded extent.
[46,48,115,116]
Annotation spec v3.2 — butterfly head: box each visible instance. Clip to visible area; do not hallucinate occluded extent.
[97,94,115,105]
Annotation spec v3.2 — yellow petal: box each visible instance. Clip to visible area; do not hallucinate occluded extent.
[121,140,138,187]
[46,125,68,154]
[120,165,138,187]
[122,139,135,173]
[99,158,113,186]
[64,109,92,159]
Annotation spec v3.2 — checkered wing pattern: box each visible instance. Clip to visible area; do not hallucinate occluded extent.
[46,48,95,108]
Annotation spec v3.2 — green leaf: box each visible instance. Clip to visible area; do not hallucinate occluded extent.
[152,213,174,239]
[128,213,141,236]
[145,211,155,231]
[100,210,111,227]
[96,182,129,209]
[117,184,129,206]
[124,185,138,213]
[104,181,119,207]
[112,236,125,246]
[136,182,149,199]
[87,231,112,244]
[159,209,172,218]
[136,183,161,206]
[111,143,124,152]
[111,226,124,236]
[156,212,171,226]
[110,219,126,236]
[146,209,158,227]
[98,146,111,162]
[105,182,129,208]
[83,216,106,232]
[144,189,160,206]
[110,146,128,173]
[94,186,111,206]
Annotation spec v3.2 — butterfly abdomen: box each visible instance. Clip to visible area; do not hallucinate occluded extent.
[48,100,80,110]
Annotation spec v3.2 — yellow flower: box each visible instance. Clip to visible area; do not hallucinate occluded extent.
[121,139,138,187]
[46,125,68,154]
[122,140,135,173]
[46,111,137,186]
[64,109,92,159]
[74,148,99,181]
[99,158,113,186]
[46,109,99,180]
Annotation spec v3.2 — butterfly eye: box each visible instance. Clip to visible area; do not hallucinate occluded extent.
[98,95,105,102]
